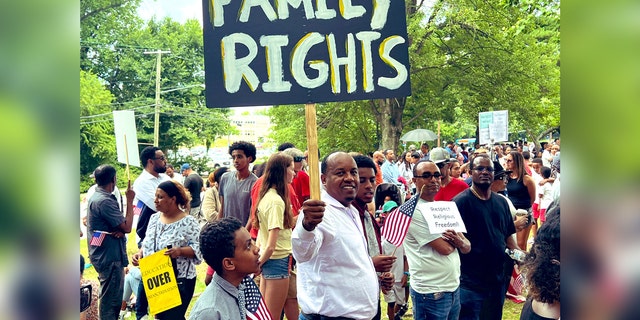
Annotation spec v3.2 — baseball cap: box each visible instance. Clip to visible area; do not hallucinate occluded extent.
[493,161,512,179]
[180,163,191,173]
[382,201,399,213]
[429,147,454,164]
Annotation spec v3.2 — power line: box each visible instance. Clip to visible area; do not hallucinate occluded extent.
[81,99,154,108]
[80,104,156,119]
[80,112,155,125]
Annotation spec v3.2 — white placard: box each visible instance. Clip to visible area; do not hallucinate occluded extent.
[478,110,509,144]
[113,110,140,167]
[418,201,467,234]
[491,110,509,142]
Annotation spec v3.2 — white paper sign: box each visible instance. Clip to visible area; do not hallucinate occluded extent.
[418,201,467,234]
[478,110,509,144]
[113,110,140,167]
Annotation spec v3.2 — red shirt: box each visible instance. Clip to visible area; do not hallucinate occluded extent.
[375,163,384,186]
[248,177,301,239]
[434,178,469,201]
[291,170,310,203]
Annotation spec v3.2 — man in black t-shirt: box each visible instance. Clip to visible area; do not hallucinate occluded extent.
[453,154,518,320]
[181,163,204,222]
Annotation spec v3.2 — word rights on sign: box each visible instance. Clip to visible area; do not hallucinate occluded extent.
[202,0,412,107]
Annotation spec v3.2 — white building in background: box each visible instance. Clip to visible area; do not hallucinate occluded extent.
[228,112,273,148]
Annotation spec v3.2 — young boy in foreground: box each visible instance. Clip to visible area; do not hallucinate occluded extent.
[189,217,261,320]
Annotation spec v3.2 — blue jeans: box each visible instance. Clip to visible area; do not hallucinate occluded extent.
[410,287,460,320]
[459,286,504,320]
[262,256,290,279]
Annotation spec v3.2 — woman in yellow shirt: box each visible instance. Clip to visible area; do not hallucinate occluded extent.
[254,152,296,320]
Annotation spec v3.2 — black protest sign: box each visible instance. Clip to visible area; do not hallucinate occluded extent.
[202,0,412,107]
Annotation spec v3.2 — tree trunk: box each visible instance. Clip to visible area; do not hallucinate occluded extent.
[529,126,559,152]
[371,98,406,152]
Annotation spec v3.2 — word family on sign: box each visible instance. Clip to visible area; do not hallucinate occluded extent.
[210,0,392,29]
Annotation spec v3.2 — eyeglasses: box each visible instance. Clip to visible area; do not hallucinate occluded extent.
[293,156,306,162]
[473,166,494,173]
[416,172,442,179]
[154,156,165,161]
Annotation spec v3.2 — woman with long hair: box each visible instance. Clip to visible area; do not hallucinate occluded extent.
[253,152,296,319]
[449,159,462,179]
[138,180,202,320]
[505,151,537,250]
[398,151,415,195]
[520,202,560,319]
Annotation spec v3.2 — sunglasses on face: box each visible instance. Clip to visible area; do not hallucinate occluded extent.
[293,156,306,162]
[416,172,442,179]
[473,166,494,173]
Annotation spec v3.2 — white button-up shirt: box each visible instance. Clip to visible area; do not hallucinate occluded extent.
[292,191,379,319]
[132,169,170,211]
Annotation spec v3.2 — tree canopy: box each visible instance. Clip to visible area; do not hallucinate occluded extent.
[80,0,560,180]
[268,0,560,154]
[80,1,233,179]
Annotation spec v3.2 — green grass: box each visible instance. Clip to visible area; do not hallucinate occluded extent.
[81,235,523,320]
[81,230,209,319]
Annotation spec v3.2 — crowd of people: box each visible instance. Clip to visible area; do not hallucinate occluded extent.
[81,137,561,320]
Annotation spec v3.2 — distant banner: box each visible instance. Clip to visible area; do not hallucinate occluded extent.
[202,0,412,107]
[139,249,181,315]
[478,110,509,144]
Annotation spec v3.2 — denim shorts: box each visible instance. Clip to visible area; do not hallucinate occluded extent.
[262,256,290,279]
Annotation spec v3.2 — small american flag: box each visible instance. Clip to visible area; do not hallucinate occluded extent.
[511,268,525,295]
[242,276,272,320]
[381,193,420,247]
[507,265,526,303]
[133,200,144,215]
[89,231,108,246]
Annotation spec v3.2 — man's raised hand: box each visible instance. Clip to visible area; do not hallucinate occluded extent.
[301,199,325,231]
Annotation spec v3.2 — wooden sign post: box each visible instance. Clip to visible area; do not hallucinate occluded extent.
[305,103,321,200]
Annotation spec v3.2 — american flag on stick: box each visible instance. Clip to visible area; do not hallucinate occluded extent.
[133,200,144,216]
[242,275,272,320]
[89,231,109,246]
[381,193,420,247]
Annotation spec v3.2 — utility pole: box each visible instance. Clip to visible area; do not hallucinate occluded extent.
[144,50,170,146]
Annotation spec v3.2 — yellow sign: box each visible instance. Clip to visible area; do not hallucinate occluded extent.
[139,249,181,315]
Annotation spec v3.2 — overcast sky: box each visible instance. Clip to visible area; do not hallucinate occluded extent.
[137,0,272,113]
[138,0,202,24]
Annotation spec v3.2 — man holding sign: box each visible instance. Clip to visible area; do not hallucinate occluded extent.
[87,164,135,320]
[453,154,519,320]
[404,161,470,320]
[292,152,381,320]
